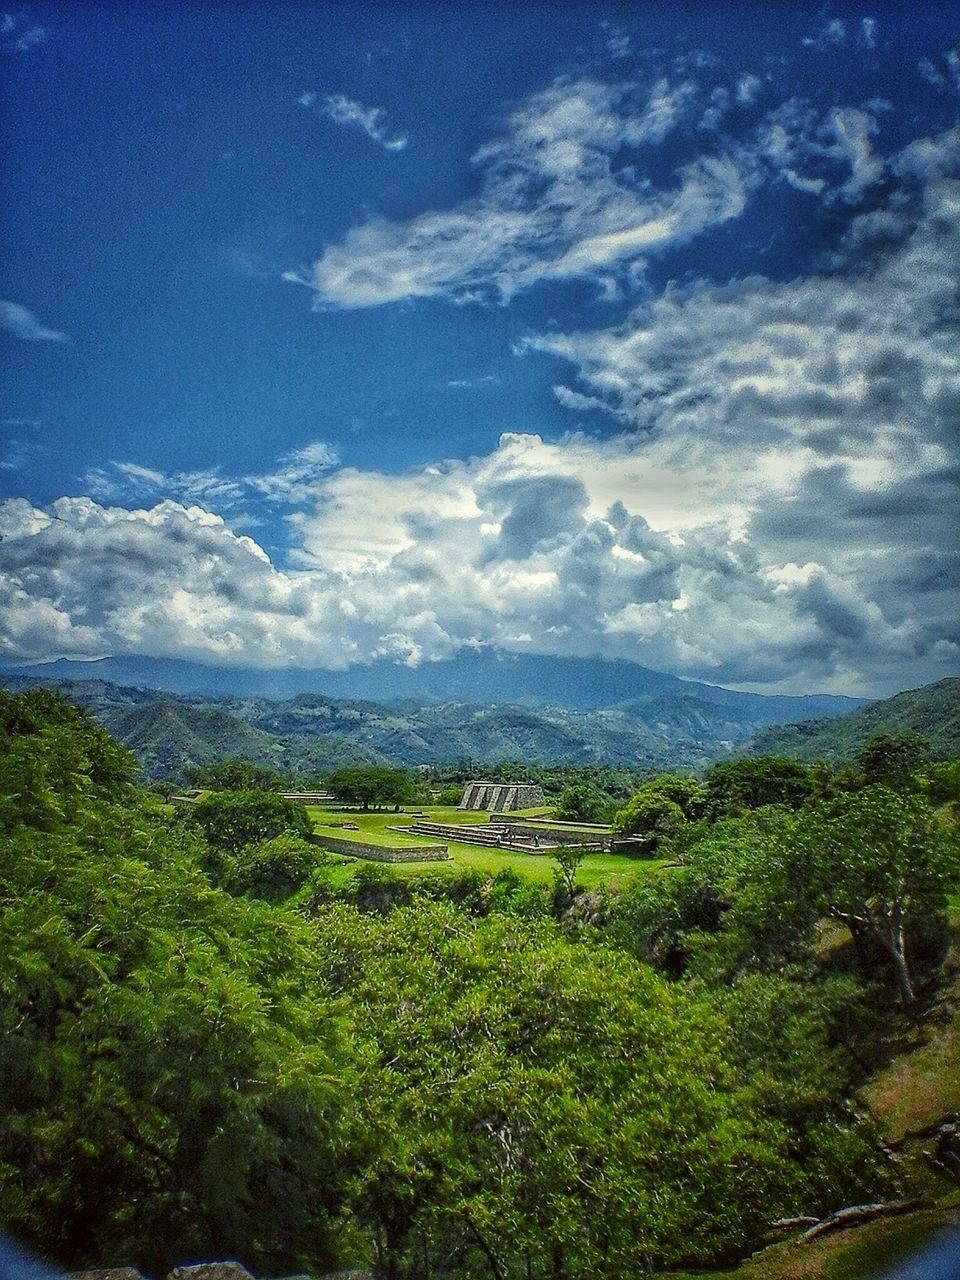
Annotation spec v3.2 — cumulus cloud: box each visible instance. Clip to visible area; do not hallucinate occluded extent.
[302,91,408,151]
[5,136,959,695]
[0,300,67,342]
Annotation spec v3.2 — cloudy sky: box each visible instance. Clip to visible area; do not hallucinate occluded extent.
[1,2,958,697]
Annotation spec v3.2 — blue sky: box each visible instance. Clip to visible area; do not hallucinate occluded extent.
[1,1,958,696]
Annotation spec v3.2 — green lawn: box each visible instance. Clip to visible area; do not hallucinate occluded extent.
[306,803,658,889]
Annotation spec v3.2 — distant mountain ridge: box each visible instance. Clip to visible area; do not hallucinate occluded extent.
[0,654,879,780]
[744,677,960,762]
[0,650,864,720]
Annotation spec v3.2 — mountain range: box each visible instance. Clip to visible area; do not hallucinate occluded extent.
[0,651,863,716]
[2,658,956,780]
[1,650,873,779]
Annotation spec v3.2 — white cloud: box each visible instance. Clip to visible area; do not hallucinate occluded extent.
[827,107,884,200]
[5,137,959,696]
[84,439,338,510]
[803,19,846,49]
[858,18,877,51]
[0,300,67,342]
[735,74,762,106]
[1,14,48,52]
[298,76,759,308]
[306,92,408,152]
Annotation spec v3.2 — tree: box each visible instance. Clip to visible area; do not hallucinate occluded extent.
[0,692,347,1276]
[554,782,609,823]
[795,786,960,1008]
[186,758,286,792]
[327,766,415,810]
[311,901,816,1278]
[552,845,587,898]
[613,791,684,845]
[187,789,313,855]
[704,757,816,819]
[230,833,324,902]
[855,732,930,790]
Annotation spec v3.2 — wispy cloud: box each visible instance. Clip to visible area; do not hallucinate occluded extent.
[0,300,67,342]
[1,12,48,52]
[294,76,754,309]
[301,90,408,152]
[84,440,338,511]
[446,375,501,389]
[803,18,846,49]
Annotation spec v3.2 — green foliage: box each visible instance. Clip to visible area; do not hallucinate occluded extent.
[916,757,960,806]
[855,731,930,789]
[229,833,325,902]
[327,765,416,809]
[551,844,587,899]
[186,788,313,855]
[0,695,926,1277]
[0,687,138,831]
[613,789,685,842]
[0,692,346,1275]
[795,785,960,1006]
[553,781,611,822]
[704,756,817,819]
[185,757,286,792]
[606,869,725,973]
[311,901,810,1277]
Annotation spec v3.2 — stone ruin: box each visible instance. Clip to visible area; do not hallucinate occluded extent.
[459,780,545,812]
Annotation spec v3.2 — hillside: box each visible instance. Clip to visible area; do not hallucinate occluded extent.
[0,650,864,719]
[745,677,960,763]
[0,673,867,779]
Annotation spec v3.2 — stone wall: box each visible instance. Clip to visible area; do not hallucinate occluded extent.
[459,781,546,811]
[314,833,449,862]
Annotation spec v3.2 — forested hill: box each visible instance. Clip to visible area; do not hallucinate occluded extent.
[0,673,865,779]
[745,677,960,762]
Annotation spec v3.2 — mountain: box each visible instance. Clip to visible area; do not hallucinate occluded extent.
[1,668,876,780]
[0,650,864,720]
[744,677,960,762]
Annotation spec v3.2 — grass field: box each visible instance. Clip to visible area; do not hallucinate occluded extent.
[306,803,657,890]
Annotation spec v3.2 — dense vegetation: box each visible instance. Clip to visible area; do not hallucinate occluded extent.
[1,689,958,1279]
[746,677,960,763]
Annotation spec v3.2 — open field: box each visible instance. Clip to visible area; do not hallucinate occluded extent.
[306,803,657,889]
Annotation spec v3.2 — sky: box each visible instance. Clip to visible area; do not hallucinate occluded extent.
[0,1,958,698]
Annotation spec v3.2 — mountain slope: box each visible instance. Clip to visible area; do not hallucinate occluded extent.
[0,651,864,719]
[744,677,960,762]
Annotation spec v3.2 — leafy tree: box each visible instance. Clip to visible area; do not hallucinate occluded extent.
[795,785,960,1008]
[679,810,825,981]
[311,901,814,1278]
[186,758,286,792]
[704,757,816,819]
[640,771,707,818]
[855,731,930,790]
[186,788,313,855]
[230,833,324,902]
[552,844,587,899]
[553,782,610,823]
[612,790,684,844]
[327,766,415,810]
[0,692,348,1275]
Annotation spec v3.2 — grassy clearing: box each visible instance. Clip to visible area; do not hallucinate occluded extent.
[305,803,657,889]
